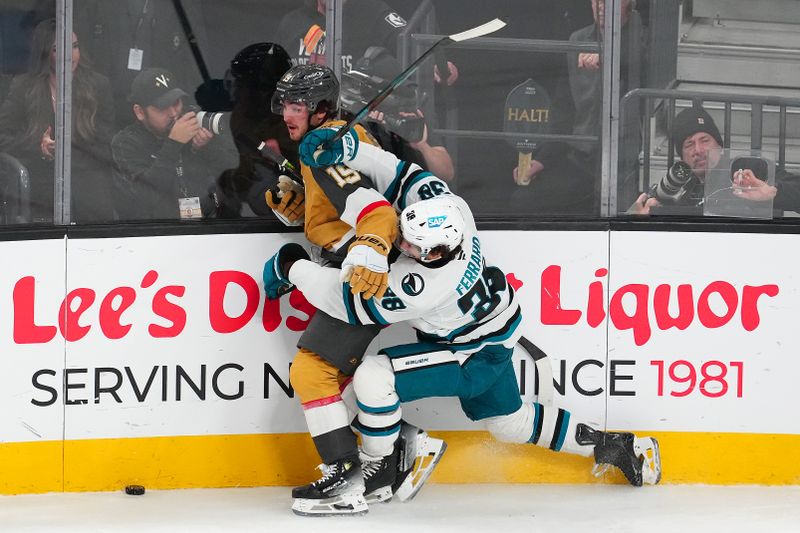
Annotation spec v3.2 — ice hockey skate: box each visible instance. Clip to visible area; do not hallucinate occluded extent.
[393,423,448,502]
[576,423,662,486]
[291,456,368,516]
[361,444,400,504]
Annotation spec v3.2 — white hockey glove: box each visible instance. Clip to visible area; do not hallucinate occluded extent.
[266,175,304,226]
[340,235,390,300]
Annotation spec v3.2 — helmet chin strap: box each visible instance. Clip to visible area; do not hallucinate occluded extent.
[417,247,444,263]
[308,108,331,131]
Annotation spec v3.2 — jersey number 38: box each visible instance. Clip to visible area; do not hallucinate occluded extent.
[457,266,506,321]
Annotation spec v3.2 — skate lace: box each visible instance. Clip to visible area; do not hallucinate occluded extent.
[361,459,383,479]
[312,463,337,486]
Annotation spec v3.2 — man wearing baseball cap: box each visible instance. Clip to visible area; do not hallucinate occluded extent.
[111,68,232,220]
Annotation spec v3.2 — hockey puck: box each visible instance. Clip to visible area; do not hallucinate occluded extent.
[124,484,145,496]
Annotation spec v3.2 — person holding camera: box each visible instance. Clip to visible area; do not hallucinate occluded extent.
[111,67,234,220]
[628,106,800,215]
[342,46,455,182]
[192,42,299,220]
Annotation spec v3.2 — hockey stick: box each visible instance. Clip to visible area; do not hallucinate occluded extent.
[234,133,304,187]
[171,0,211,82]
[517,335,554,406]
[324,17,507,147]
[256,141,304,187]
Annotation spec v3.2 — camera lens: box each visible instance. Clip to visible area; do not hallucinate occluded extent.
[195,111,226,135]
[654,161,696,203]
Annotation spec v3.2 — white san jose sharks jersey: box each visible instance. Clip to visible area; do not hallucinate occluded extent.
[289,197,521,353]
[346,142,458,213]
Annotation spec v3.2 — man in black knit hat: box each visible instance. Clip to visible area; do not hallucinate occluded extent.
[670,106,724,178]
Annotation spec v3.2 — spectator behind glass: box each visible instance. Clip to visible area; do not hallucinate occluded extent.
[627,106,800,215]
[510,0,638,215]
[341,46,455,182]
[216,42,297,218]
[274,0,408,71]
[227,42,297,170]
[426,1,588,215]
[0,18,115,223]
[111,67,234,220]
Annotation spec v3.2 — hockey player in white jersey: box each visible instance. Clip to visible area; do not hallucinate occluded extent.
[262,122,457,516]
[265,128,662,513]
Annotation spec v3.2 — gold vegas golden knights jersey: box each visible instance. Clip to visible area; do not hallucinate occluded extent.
[300,120,398,256]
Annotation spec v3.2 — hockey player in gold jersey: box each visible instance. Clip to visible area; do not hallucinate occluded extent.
[265,64,443,516]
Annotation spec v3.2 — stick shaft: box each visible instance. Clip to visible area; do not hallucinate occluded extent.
[327,36,449,145]
[517,335,554,406]
[256,141,304,186]
[234,132,304,186]
[170,0,210,81]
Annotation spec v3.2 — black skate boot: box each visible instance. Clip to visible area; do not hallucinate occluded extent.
[576,423,661,486]
[393,422,447,502]
[362,443,400,504]
[291,455,368,516]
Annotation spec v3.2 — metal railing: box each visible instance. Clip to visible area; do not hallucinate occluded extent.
[394,4,650,217]
[400,31,603,155]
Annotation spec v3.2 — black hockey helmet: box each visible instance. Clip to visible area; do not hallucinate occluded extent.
[271,64,339,115]
[230,42,293,92]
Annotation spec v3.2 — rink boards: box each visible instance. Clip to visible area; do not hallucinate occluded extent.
[1,231,799,494]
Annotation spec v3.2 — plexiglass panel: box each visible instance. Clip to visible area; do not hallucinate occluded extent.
[0,4,57,224]
[341,0,605,217]
[619,0,800,219]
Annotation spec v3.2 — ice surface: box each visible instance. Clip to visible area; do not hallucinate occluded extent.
[2,484,799,533]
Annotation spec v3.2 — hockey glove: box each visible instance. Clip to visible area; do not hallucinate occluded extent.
[340,235,390,300]
[266,175,305,226]
[299,126,359,167]
[263,243,310,299]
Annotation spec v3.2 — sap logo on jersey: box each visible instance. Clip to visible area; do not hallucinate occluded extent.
[402,273,425,296]
[427,215,447,228]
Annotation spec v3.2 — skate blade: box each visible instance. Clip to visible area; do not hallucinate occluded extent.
[364,486,393,504]
[291,494,369,516]
[395,438,447,502]
[635,437,662,485]
[591,457,642,486]
[591,463,611,478]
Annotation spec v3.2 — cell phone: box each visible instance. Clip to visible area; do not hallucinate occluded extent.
[730,156,768,182]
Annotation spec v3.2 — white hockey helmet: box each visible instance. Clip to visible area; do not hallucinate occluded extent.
[398,196,465,262]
